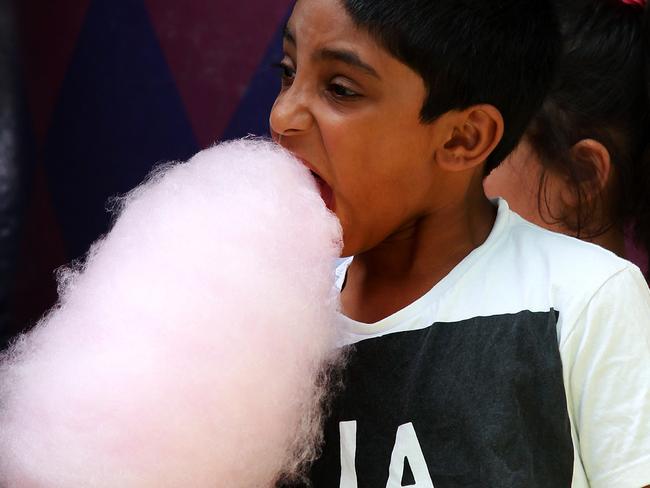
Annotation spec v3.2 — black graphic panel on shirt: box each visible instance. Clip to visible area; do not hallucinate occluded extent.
[307,310,574,488]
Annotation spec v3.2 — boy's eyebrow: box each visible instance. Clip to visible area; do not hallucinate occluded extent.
[282,25,381,80]
[315,48,381,79]
[283,25,296,45]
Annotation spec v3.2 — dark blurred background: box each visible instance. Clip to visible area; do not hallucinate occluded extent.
[0,0,293,348]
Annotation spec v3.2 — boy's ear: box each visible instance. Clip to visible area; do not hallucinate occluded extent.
[435,105,504,172]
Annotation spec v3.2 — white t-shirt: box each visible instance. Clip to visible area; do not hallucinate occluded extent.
[305,199,650,488]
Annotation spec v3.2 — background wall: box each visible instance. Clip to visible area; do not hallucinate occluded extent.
[3,0,294,347]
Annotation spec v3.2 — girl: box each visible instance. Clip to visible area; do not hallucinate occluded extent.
[485,0,650,273]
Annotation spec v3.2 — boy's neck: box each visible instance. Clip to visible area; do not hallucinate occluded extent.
[341,190,497,324]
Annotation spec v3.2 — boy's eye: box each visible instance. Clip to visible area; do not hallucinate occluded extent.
[328,82,360,100]
[272,60,296,87]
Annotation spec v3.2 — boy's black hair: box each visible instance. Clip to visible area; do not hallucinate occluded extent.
[341,0,562,174]
[522,0,650,264]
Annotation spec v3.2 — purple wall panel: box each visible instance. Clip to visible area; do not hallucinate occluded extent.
[7,0,293,343]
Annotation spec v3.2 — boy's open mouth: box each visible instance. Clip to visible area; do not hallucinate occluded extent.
[295,156,335,212]
[309,170,335,212]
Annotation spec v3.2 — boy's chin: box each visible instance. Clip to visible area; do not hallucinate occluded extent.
[339,238,364,258]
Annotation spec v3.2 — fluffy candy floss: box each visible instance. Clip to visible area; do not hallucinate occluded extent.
[0,139,344,488]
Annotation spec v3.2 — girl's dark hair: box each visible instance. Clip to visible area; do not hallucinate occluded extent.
[341,0,561,174]
[524,0,650,259]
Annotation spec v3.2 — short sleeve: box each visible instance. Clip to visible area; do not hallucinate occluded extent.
[562,266,650,488]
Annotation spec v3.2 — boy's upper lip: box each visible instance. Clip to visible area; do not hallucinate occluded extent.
[295,156,330,184]
[296,156,321,178]
[293,155,336,211]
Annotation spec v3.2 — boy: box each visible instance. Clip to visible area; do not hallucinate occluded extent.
[271,0,650,486]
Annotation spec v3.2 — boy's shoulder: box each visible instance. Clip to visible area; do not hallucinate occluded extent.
[433,199,640,325]
[335,199,643,339]
[500,201,633,284]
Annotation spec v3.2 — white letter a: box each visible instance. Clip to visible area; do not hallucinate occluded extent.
[385,422,434,487]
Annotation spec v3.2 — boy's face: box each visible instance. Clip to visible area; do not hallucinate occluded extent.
[270,0,451,257]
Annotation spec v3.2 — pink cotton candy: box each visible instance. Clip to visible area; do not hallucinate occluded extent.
[0,138,344,488]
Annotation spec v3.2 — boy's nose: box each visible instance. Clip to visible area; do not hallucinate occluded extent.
[269,86,314,140]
